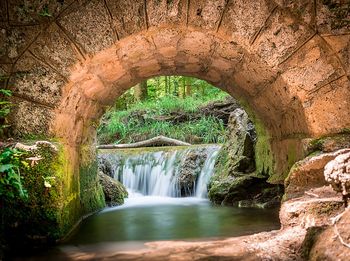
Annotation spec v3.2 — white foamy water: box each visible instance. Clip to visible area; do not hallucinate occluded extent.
[100,145,221,199]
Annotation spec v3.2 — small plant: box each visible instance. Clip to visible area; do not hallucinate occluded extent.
[0,87,12,137]
[0,148,29,200]
[38,5,52,17]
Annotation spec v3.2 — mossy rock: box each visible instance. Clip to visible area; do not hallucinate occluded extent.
[307,133,350,155]
[208,174,283,207]
[98,171,128,206]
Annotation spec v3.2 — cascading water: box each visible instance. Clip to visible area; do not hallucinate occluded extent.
[99,145,220,198]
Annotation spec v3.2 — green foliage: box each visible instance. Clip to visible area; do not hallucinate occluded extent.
[0,86,12,137]
[1,143,67,249]
[98,78,229,145]
[0,148,28,200]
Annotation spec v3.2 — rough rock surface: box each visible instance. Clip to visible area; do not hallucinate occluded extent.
[98,156,114,178]
[224,108,256,174]
[324,151,350,205]
[209,174,282,208]
[98,171,128,207]
[285,148,350,200]
[177,148,207,197]
[308,207,350,260]
[209,108,281,207]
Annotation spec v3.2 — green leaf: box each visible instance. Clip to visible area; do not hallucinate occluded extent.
[0,164,15,172]
[0,89,12,96]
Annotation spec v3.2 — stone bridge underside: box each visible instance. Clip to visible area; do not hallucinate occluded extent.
[1,0,350,182]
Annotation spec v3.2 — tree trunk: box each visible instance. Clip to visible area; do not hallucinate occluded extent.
[134,80,148,101]
[164,76,169,95]
[173,77,179,96]
[181,77,186,98]
[185,77,192,97]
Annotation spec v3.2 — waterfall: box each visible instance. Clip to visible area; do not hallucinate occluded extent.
[99,145,220,198]
[195,149,220,198]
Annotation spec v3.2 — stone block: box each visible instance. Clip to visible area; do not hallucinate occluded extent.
[9,53,65,106]
[105,0,146,39]
[58,0,115,54]
[188,0,227,30]
[29,23,81,78]
[219,0,276,48]
[147,0,186,27]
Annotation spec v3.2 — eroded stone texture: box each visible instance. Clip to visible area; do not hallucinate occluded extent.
[105,0,146,39]
[284,149,350,200]
[219,0,277,48]
[316,0,350,35]
[29,23,81,78]
[309,208,350,260]
[276,0,316,30]
[8,98,54,137]
[280,36,345,101]
[252,8,314,67]
[58,0,115,54]
[9,53,65,106]
[323,34,350,77]
[304,76,350,135]
[188,0,227,30]
[325,151,350,199]
[0,25,41,63]
[147,0,186,27]
[8,0,73,25]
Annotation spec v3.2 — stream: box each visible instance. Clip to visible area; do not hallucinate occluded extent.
[14,145,280,260]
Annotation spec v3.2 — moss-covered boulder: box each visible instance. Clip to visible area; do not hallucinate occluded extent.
[222,108,256,175]
[208,174,282,208]
[98,171,128,206]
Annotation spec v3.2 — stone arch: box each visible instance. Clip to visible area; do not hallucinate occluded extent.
[1,0,349,222]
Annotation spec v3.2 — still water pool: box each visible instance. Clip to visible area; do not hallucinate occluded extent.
[68,196,280,244]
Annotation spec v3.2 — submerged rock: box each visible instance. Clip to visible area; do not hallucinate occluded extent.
[98,171,128,206]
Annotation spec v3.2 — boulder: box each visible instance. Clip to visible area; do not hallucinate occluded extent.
[308,208,350,260]
[177,149,207,196]
[226,108,256,174]
[208,174,283,208]
[98,171,128,206]
[324,151,350,206]
[285,148,350,200]
[98,156,114,178]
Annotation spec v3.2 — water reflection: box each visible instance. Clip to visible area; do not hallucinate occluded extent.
[66,197,280,245]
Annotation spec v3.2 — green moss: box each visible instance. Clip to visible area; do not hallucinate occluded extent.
[79,158,105,216]
[237,98,274,179]
[309,201,343,216]
[307,133,350,155]
[2,142,67,248]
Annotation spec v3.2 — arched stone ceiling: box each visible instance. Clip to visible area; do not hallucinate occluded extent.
[1,0,349,179]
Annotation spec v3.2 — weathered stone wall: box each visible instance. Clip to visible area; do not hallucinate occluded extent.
[1,0,349,232]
